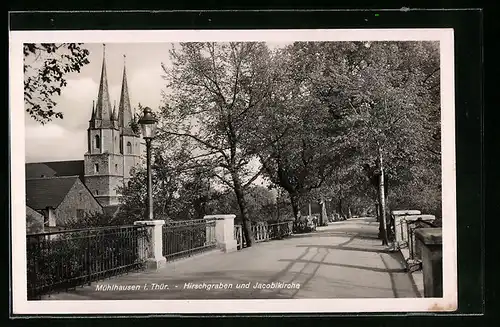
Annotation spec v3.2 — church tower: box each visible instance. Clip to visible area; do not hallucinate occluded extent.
[118,55,141,186]
[84,45,124,207]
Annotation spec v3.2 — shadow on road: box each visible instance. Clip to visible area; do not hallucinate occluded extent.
[295,244,395,254]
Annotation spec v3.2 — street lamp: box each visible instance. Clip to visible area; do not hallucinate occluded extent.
[138,107,157,220]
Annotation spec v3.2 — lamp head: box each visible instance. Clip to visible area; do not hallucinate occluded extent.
[138,107,157,139]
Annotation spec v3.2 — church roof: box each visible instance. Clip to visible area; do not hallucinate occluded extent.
[26,176,80,210]
[26,160,84,181]
[94,44,113,124]
[118,55,136,136]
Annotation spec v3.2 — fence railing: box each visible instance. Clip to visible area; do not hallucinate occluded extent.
[268,221,293,240]
[235,221,293,249]
[406,218,437,261]
[162,219,217,260]
[26,225,148,300]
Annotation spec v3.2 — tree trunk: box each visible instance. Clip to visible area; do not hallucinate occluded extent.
[377,144,389,246]
[337,197,343,218]
[290,192,300,221]
[231,172,254,247]
[320,196,327,226]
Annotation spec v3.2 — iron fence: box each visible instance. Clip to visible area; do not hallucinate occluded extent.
[162,219,217,260]
[26,225,148,300]
[268,221,293,240]
[235,221,293,249]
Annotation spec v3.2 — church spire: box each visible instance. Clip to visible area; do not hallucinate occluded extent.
[89,100,95,122]
[111,101,117,120]
[94,44,112,123]
[118,54,134,135]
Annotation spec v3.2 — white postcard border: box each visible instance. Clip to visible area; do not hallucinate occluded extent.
[10,28,457,314]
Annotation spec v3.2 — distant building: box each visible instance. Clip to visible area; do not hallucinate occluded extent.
[26,176,103,231]
[25,45,142,228]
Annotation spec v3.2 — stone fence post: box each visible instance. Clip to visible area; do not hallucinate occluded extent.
[134,220,166,269]
[415,228,443,297]
[203,214,237,253]
[392,212,435,249]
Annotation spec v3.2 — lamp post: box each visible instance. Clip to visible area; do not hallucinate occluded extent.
[138,107,157,220]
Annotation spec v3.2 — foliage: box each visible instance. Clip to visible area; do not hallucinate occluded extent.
[206,185,280,223]
[64,211,119,229]
[24,43,90,124]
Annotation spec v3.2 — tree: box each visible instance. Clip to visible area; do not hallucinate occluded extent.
[117,135,216,223]
[311,41,441,244]
[256,43,360,221]
[160,42,285,247]
[24,43,90,124]
[258,41,440,244]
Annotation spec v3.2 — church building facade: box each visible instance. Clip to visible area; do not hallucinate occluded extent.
[84,46,141,207]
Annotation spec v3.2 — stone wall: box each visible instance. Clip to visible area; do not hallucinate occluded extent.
[55,178,103,226]
[415,228,443,297]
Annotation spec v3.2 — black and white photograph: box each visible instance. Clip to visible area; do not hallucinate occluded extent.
[11,29,457,314]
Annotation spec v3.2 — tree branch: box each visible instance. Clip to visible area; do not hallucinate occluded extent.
[423,67,440,85]
[242,156,273,189]
[163,131,230,163]
[212,172,235,189]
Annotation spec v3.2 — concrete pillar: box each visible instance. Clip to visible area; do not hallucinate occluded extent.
[415,228,443,297]
[133,220,166,269]
[392,213,435,249]
[203,214,237,253]
[392,210,421,247]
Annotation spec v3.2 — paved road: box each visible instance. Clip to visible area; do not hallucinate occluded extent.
[43,217,420,300]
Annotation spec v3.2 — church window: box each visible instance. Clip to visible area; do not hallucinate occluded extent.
[115,164,118,173]
[127,141,132,154]
[95,190,99,195]
[95,135,100,149]
[94,163,99,173]
[120,139,123,154]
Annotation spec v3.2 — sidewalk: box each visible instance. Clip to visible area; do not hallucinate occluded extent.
[42,217,420,300]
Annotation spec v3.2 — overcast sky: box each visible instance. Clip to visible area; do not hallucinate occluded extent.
[25,42,171,163]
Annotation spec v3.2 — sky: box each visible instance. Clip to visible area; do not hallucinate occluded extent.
[25,43,171,163]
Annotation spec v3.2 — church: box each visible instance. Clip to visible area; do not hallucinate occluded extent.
[26,46,142,231]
